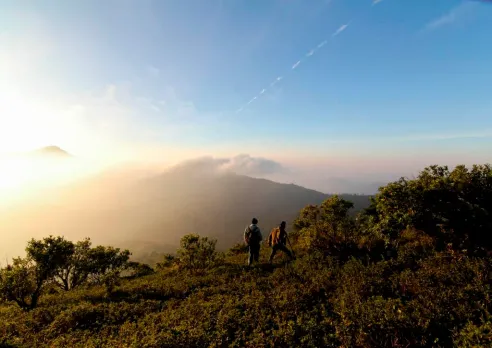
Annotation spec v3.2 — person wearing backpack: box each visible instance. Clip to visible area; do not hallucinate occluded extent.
[244,218,263,266]
[268,221,295,263]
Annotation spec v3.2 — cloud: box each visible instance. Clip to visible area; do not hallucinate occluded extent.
[317,40,328,49]
[425,12,457,30]
[332,23,350,37]
[423,1,478,31]
[292,60,301,69]
[169,154,287,177]
[219,154,286,176]
[372,0,383,6]
[306,49,315,57]
[260,88,266,94]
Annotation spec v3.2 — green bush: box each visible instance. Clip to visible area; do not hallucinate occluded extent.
[177,234,223,270]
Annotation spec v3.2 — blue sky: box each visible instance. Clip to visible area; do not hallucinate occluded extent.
[1,0,492,190]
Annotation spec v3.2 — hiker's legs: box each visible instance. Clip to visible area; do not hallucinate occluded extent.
[269,245,279,263]
[270,244,294,262]
[248,244,260,265]
[253,245,260,263]
[278,244,294,260]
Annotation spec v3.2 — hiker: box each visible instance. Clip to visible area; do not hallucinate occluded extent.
[244,218,263,266]
[268,221,295,263]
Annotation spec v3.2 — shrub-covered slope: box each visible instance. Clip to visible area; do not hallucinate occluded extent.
[1,164,491,347]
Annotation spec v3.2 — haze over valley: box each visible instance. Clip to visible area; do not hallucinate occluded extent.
[0,147,374,260]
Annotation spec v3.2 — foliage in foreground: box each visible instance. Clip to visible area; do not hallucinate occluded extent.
[0,164,491,347]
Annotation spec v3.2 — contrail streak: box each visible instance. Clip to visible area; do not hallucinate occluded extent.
[332,23,349,37]
[234,0,388,114]
[270,76,283,87]
[246,96,257,105]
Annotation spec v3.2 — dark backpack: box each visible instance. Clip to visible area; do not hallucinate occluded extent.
[246,225,260,244]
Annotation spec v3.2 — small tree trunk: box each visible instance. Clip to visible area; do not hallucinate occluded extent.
[29,291,40,310]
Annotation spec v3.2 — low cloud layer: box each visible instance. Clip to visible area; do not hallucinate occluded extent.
[168,154,287,178]
[166,155,394,194]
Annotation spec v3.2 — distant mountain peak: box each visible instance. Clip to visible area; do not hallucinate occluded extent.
[34,146,72,157]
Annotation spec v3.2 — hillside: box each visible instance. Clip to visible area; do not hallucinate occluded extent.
[0,161,371,259]
[0,164,490,347]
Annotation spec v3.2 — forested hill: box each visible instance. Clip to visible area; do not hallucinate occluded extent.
[128,172,371,249]
[0,163,371,259]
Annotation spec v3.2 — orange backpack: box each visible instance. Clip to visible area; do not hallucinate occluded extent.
[268,227,283,246]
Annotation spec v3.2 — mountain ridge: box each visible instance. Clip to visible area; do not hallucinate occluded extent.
[0,160,371,259]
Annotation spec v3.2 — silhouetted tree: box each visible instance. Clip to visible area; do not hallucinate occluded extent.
[52,238,92,291]
[0,236,75,310]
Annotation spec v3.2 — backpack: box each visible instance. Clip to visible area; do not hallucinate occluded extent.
[268,227,286,247]
[245,225,260,245]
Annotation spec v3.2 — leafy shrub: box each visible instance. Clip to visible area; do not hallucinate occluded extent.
[0,258,41,311]
[126,262,155,278]
[454,320,492,347]
[368,164,492,253]
[155,254,177,270]
[177,234,223,270]
[227,242,248,256]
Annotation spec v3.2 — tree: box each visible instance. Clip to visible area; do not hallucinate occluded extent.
[368,164,492,253]
[177,234,221,270]
[52,238,92,291]
[85,246,131,284]
[0,237,132,309]
[0,258,40,311]
[0,236,77,310]
[25,236,75,284]
[293,196,360,257]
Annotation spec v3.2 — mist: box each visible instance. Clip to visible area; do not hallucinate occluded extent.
[0,150,397,261]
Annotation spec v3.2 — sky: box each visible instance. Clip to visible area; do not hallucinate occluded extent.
[1,0,492,192]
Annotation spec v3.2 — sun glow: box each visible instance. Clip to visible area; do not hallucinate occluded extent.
[0,155,104,208]
[0,89,64,154]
